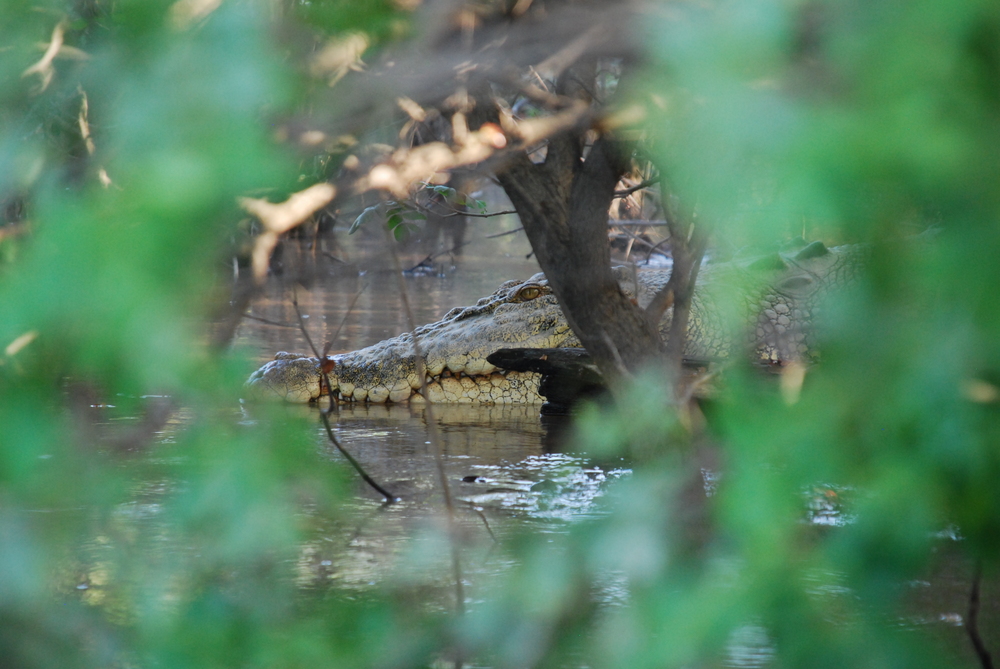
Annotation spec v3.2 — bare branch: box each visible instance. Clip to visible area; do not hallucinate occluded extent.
[240,183,337,236]
[328,283,369,344]
[290,291,397,504]
[443,208,517,218]
[967,563,996,669]
[614,176,660,199]
[405,226,524,272]
[77,89,113,188]
[239,183,337,282]
[505,100,594,147]
[354,125,506,197]
[22,20,67,93]
[503,76,576,111]
[465,503,498,544]
[412,199,517,219]
[533,23,607,81]
[241,313,299,328]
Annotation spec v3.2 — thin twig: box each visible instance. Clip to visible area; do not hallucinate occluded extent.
[968,562,995,669]
[611,226,670,260]
[610,219,669,226]
[328,283,369,344]
[241,313,299,328]
[290,291,398,503]
[290,290,322,356]
[613,176,660,199]
[385,226,466,615]
[485,226,524,239]
[467,504,498,544]
[404,227,525,272]
[413,200,518,219]
[444,208,518,218]
[644,237,671,264]
[318,411,398,503]
[322,250,347,263]
[21,19,66,92]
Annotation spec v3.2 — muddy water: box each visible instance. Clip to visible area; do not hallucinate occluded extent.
[231,229,997,664]
[80,223,990,667]
[231,224,634,600]
[235,223,542,365]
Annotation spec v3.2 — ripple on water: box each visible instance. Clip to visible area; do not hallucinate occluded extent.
[456,453,631,522]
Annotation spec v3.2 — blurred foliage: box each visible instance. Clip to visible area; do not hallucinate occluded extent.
[1,0,999,668]
[292,0,411,44]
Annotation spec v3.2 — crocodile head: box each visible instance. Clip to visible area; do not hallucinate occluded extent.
[245,272,579,404]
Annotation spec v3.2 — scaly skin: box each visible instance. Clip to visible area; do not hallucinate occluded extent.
[246,242,866,403]
[246,273,578,403]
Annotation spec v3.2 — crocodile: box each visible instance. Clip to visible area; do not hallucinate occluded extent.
[246,241,866,404]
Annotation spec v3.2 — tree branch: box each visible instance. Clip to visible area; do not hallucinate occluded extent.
[290,292,397,504]
[614,176,660,198]
[968,563,995,669]
[240,183,337,282]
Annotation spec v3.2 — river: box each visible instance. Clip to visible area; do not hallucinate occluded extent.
[228,219,635,599]
[79,219,992,667]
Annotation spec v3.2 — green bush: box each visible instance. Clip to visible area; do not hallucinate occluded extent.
[1,1,997,667]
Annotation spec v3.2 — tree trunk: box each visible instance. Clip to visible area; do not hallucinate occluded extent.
[495,134,665,385]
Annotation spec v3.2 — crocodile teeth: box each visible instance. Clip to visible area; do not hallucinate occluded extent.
[446,355,468,373]
[368,386,390,403]
[389,387,412,403]
[463,359,494,376]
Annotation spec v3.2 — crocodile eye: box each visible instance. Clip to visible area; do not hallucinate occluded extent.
[516,286,542,301]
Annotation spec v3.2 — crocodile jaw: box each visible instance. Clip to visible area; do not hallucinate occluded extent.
[246,352,547,404]
[245,353,324,403]
[336,368,546,404]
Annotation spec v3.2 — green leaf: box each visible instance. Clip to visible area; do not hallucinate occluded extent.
[349,205,381,234]
[391,222,410,241]
[430,185,458,200]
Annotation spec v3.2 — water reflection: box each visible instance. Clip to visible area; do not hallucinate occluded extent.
[232,228,637,597]
[234,226,542,365]
[278,401,629,592]
[724,625,776,668]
